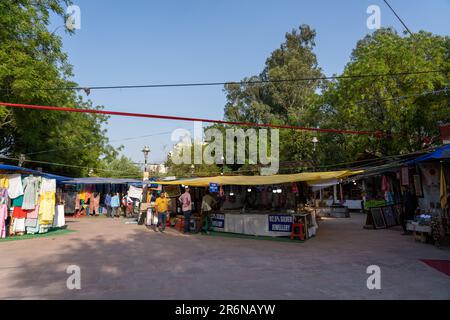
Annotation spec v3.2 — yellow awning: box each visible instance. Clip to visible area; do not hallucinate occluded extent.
[158,170,364,187]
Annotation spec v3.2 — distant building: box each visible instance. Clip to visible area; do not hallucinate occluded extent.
[148,164,168,175]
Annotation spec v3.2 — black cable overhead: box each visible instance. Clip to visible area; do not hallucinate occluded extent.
[382,0,414,37]
[0,70,447,93]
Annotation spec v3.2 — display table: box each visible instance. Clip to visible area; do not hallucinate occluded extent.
[211,211,318,238]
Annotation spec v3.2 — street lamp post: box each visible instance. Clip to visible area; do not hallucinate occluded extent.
[142,146,150,179]
[312,137,319,172]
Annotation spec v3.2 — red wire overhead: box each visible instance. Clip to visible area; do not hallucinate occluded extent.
[0,102,383,137]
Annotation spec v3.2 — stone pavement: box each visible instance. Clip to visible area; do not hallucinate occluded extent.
[0,214,449,300]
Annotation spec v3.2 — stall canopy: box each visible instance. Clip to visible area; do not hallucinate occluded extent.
[61,177,141,185]
[0,164,71,182]
[406,144,450,165]
[157,170,363,187]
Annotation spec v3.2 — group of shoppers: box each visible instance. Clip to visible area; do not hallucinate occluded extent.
[152,187,217,234]
[104,192,135,218]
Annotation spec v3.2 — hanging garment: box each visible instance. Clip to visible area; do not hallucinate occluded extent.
[26,205,39,219]
[7,174,24,199]
[89,193,100,214]
[12,206,27,219]
[0,188,8,205]
[128,186,143,200]
[13,218,26,233]
[22,176,39,210]
[0,176,9,189]
[75,193,81,210]
[0,204,7,238]
[12,195,24,207]
[64,192,77,214]
[40,178,56,193]
[39,192,56,224]
[52,205,65,228]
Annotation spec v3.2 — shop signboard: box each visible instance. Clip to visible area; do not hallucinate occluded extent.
[268,214,293,233]
[209,183,219,193]
[211,213,225,229]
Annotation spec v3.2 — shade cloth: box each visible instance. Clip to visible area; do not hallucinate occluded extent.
[157,170,363,187]
[406,144,450,165]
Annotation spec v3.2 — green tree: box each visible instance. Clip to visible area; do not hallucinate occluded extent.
[322,28,450,163]
[97,156,142,179]
[223,25,325,168]
[0,0,117,176]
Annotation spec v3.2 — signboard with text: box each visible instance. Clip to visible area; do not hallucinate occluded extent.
[209,183,219,193]
[268,215,293,233]
[211,213,225,229]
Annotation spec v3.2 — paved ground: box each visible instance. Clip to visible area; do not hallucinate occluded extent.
[1,213,449,300]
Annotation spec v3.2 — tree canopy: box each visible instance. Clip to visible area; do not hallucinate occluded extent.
[0,0,118,177]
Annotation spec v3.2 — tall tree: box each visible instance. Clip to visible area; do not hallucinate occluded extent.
[0,0,117,176]
[322,28,450,163]
[223,25,325,169]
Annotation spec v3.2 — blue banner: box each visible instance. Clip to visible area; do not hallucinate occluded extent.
[211,213,225,229]
[209,183,219,193]
[268,214,293,233]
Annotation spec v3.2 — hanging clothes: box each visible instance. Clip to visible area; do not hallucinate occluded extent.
[22,175,40,210]
[0,204,7,238]
[40,178,56,193]
[13,218,26,233]
[7,174,24,199]
[12,206,27,219]
[12,195,24,207]
[0,176,9,189]
[39,192,56,224]
[64,191,77,214]
[0,188,8,205]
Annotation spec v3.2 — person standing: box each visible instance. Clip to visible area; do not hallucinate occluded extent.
[155,192,170,232]
[201,189,217,234]
[105,193,112,218]
[111,192,120,218]
[179,187,192,234]
[401,185,418,235]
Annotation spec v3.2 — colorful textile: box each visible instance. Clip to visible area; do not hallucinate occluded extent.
[0,188,8,205]
[0,176,9,189]
[26,205,39,219]
[39,192,56,224]
[12,195,24,207]
[7,174,24,199]
[22,176,40,210]
[0,204,7,238]
[13,206,27,219]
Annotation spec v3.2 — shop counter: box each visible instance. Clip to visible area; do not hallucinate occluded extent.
[211,211,318,238]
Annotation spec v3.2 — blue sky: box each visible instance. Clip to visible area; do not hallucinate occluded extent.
[50,0,450,164]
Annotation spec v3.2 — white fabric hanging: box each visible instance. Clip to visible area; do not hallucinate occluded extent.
[7,174,24,199]
[40,178,56,193]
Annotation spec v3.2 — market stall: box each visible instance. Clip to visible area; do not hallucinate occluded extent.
[158,170,361,239]
[60,177,143,218]
[0,165,69,239]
